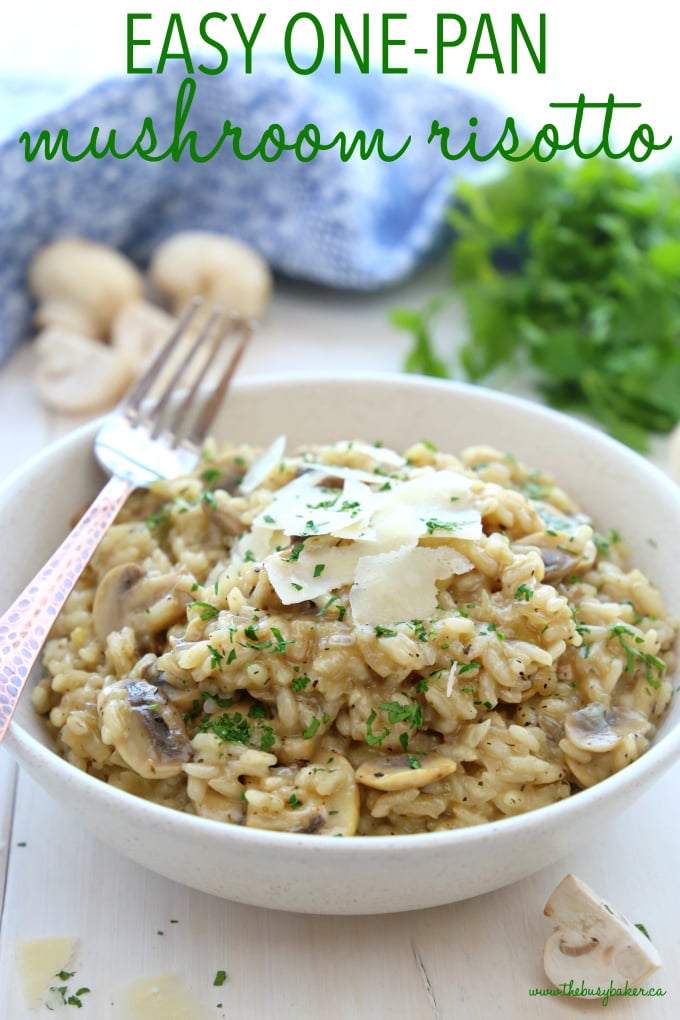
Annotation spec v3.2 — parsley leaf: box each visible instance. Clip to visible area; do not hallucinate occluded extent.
[394,159,680,451]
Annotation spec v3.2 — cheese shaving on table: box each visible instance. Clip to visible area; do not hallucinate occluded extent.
[15,936,79,1008]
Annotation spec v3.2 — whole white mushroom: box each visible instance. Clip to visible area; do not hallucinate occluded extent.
[148,230,272,322]
[28,237,145,339]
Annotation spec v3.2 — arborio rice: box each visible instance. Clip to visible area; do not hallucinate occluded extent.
[33,439,677,836]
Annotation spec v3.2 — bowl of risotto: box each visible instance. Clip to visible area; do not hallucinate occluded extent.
[2,373,679,914]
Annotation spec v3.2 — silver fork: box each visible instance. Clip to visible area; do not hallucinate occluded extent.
[0,301,253,741]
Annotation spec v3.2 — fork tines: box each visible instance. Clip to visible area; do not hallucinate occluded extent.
[123,299,253,450]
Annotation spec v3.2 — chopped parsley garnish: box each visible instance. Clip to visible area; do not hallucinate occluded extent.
[47,974,91,1010]
[202,490,218,509]
[200,711,252,744]
[424,517,460,534]
[458,662,480,674]
[313,563,326,577]
[213,970,228,987]
[514,583,534,601]
[187,600,220,620]
[207,645,223,669]
[289,794,301,808]
[407,753,422,770]
[282,541,306,562]
[378,700,423,729]
[302,717,321,740]
[374,625,397,638]
[292,674,312,692]
[594,529,622,558]
[609,625,665,686]
[317,595,346,620]
[365,709,390,747]
[201,467,222,486]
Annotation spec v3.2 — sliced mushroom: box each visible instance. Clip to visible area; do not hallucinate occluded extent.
[564,703,649,753]
[355,753,456,792]
[33,327,135,413]
[28,237,144,339]
[543,874,661,994]
[98,679,192,779]
[201,490,245,535]
[538,547,581,583]
[92,563,193,642]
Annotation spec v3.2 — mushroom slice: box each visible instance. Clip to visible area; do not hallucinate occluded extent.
[98,679,192,779]
[537,547,581,583]
[543,874,661,994]
[564,703,648,753]
[355,753,456,792]
[201,490,245,535]
[33,328,134,413]
[92,563,193,642]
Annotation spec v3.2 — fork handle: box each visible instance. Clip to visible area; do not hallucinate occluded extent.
[0,474,133,742]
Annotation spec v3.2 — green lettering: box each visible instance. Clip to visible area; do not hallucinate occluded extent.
[511,13,546,73]
[127,13,153,74]
[19,127,73,162]
[335,13,369,73]
[285,13,324,74]
[382,13,408,73]
[232,13,266,73]
[198,13,228,75]
[435,14,466,74]
[467,14,503,74]
[157,13,194,75]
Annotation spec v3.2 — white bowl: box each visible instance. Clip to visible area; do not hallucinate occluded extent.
[3,373,680,914]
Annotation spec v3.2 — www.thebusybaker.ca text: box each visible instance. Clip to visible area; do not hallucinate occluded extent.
[529,979,666,1007]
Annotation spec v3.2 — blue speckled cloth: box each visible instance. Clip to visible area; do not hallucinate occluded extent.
[0,57,505,362]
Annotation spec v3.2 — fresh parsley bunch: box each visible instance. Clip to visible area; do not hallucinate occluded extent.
[395,159,680,450]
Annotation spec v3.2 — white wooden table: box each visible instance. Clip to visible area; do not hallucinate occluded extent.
[0,275,678,1018]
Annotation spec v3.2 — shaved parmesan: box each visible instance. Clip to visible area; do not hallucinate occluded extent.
[350,546,473,626]
[239,435,286,493]
[330,440,407,468]
[15,936,79,1007]
[253,472,375,538]
[265,542,364,604]
[114,972,214,1020]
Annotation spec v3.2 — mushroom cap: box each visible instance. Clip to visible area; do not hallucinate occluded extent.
[564,703,649,753]
[148,230,273,321]
[28,237,145,338]
[92,563,194,642]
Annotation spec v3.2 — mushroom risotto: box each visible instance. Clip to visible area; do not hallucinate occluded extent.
[33,439,677,836]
